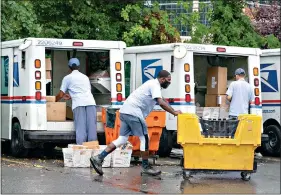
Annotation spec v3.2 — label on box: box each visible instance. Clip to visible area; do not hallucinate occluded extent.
[211,77,217,88]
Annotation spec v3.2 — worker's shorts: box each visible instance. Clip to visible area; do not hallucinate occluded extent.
[119,113,148,137]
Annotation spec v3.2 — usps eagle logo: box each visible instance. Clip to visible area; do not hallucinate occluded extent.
[141,59,163,83]
[260,63,279,92]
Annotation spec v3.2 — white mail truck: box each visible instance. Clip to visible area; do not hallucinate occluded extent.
[260,49,280,157]
[124,43,267,157]
[1,38,126,157]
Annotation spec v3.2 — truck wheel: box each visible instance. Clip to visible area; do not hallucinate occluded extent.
[157,128,172,157]
[10,122,28,157]
[261,125,281,157]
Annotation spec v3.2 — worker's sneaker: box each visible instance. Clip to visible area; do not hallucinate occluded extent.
[141,165,161,176]
[90,156,104,176]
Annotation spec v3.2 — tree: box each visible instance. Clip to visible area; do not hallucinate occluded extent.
[121,3,181,46]
[1,0,42,41]
[251,1,281,48]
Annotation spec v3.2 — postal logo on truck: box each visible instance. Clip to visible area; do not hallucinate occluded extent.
[260,63,279,92]
[141,59,163,83]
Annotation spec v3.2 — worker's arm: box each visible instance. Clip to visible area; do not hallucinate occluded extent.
[56,77,71,102]
[156,98,181,116]
[226,82,233,102]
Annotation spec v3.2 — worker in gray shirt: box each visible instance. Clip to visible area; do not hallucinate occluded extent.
[226,68,255,136]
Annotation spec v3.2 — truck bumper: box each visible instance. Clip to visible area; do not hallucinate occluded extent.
[262,133,269,142]
[24,130,76,142]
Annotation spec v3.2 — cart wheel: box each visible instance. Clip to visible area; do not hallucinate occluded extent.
[183,170,191,180]
[241,172,251,181]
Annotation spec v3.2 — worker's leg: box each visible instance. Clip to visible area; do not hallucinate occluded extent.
[86,105,98,141]
[137,119,161,176]
[229,115,238,137]
[73,106,87,145]
[90,113,131,175]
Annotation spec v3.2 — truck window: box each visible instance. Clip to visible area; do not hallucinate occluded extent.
[124,61,131,98]
[1,56,9,96]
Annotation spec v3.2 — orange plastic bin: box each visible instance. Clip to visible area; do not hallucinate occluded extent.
[105,111,166,154]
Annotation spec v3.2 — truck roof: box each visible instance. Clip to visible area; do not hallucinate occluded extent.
[261,49,280,56]
[124,43,261,56]
[1,37,126,50]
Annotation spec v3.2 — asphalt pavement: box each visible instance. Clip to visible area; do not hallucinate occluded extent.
[1,148,280,194]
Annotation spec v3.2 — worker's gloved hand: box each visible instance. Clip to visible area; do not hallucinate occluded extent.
[173,110,182,116]
[63,94,71,100]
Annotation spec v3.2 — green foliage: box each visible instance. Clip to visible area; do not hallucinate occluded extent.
[121,3,181,46]
[1,0,42,41]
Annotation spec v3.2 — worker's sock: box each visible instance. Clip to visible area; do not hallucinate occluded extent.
[98,150,109,160]
[142,159,149,168]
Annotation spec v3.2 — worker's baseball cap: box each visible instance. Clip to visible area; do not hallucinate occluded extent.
[68,58,80,67]
[235,68,245,75]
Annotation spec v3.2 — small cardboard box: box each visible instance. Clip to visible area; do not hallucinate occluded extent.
[207,67,227,95]
[46,96,55,102]
[112,148,133,168]
[205,94,228,107]
[46,70,51,79]
[45,58,52,70]
[219,107,229,119]
[202,107,220,120]
[66,106,74,120]
[47,102,66,121]
[83,141,100,149]
[97,112,102,122]
[92,145,112,168]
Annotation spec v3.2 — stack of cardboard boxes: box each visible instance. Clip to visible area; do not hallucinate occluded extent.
[203,67,229,119]
[46,58,52,80]
[62,141,133,168]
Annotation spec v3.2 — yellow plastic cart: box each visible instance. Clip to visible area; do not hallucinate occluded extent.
[177,114,262,181]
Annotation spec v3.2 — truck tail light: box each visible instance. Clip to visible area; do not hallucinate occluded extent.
[254,88,259,96]
[73,42,83,46]
[115,62,121,71]
[255,97,260,105]
[117,93,122,102]
[35,91,41,100]
[116,73,122,82]
[35,81,41,90]
[35,71,41,79]
[35,59,41,68]
[254,78,259,86]
[185,74,190,83]
[184,63,190,72]
[253,67,259,76]
[185,94,191,102]
[216,47,226,52]
[185,84,190,93]
[116,83,122,92]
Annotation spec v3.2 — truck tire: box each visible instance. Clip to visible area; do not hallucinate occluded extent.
[10,122,28,157]
[157,128,172,157]
[261,125,281,157]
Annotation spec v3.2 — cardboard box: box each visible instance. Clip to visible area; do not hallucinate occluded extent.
[83,141,100,149]
[66,106,73,120]
[46,96,55,102]
[45,58,52,70]
[97,112,102,122]
[205,94,229,107]
[47,102,66,121]
[202,107,220,120]
[207,67,227,95]
[62,148,74,167]
[46,70,51,79]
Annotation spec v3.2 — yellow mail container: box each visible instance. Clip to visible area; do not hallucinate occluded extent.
[177,114,262,171]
